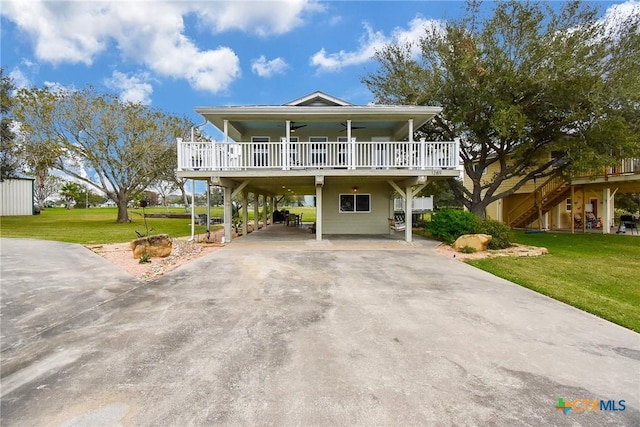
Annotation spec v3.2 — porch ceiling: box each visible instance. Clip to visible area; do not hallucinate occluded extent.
[206,174,438,196]
[194,105,442,141]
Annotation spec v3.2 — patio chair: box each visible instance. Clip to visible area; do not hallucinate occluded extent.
[574,214,583,228]
[389,213,406,232]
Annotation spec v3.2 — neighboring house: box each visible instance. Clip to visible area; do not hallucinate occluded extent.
[463,157,640,233]
[0,177,35,216]
[176,91,460,242]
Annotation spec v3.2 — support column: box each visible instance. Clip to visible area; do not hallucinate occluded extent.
[582,187,586,233]
[271,196,276,214]
[315,185,323,241]
[254,193,260,231]
[603,187,611,234]
[263,195,268,226]
[405,185,413,243]
[570,185,575,234]
[223,186,233,242]
[190,179,196,240]
[389,192,395,236]
[555,204,561,231]
[206,180,211,233]
[543,211,549,230]
[242,191,248,236]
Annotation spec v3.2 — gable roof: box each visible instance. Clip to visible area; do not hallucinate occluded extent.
[284,91,352,107]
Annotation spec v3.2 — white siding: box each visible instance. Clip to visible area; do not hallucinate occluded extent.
[0,179,34,216]
[322,179,390,234]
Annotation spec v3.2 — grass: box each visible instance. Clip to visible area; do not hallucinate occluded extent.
[0,205,316,245]
[0,207,216,244]
[467,231,640,332]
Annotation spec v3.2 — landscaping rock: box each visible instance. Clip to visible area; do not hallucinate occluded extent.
[130,234,172,259]
[453,234,492,252]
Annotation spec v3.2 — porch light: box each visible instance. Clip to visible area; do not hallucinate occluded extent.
[352,186,358,193]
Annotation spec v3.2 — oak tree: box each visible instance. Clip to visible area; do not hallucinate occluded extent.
[15,87,192,222]
[363,0,640,216]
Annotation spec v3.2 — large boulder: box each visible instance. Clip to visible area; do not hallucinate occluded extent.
[453,234,492,252]
[130,234,172,259]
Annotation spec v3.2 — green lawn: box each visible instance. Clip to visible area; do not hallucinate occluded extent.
[467,231,640,332]
[0,207,218,244]
[0,205,316,245]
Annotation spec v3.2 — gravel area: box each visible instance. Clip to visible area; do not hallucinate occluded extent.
[435,242,548,260]
[87,230,225,282]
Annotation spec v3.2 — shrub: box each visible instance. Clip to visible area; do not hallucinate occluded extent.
[428,208,479,244]
[477,219,512,249]
[460,245,477,254]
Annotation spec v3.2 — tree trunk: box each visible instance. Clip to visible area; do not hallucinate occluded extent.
[116,192,130,223]
[469,201,488,219]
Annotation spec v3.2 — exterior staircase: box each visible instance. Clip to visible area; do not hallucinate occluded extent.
[506,175,571,228]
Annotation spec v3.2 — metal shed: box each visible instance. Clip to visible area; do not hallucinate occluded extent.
[0,178,35,216]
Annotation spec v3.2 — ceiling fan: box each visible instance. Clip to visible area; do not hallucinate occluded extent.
[279,122,307,131]
[340,122,366,131]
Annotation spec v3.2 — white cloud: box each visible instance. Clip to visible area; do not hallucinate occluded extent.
[0,0,322,93]
[600,0,640,36]
[8,68,30,89]
[310,17,443,73]
[43,81,75,94]
[310,23,387,72]
[251,56,289,78]
[105,71,154,105]
[328,15,343,27]
[197,0,325,36]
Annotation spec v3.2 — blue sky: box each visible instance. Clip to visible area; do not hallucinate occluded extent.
[1,0,637,138]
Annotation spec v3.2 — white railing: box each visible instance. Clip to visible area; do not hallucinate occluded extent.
[394,196,434,212]
[610,158,640,175]
[178,139,459,171]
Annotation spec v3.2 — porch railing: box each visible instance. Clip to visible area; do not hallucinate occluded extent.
[177,139,459,171]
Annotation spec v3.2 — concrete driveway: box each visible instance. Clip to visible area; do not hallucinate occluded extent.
[1,235,638,426]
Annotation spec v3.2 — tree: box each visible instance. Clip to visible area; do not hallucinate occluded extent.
[60,181,82,209]
[59,181,104,208]
[615,193,639,214]
[14,86,193,222]
[151,179,177,207]
[35,174,65,208]
[0,69,22,179]
[363,0,640,217]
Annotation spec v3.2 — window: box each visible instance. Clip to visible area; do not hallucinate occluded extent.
[473,164,487,175]
[339,194,370,213]
[565,198,572,212]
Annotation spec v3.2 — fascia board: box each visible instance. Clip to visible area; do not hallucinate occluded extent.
[195,106,443,135]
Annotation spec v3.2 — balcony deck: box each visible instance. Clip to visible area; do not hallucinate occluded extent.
[177,139,460,174]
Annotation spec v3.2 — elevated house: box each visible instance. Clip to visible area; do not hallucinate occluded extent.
[176,91,460,242]
[464,157,640,233]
